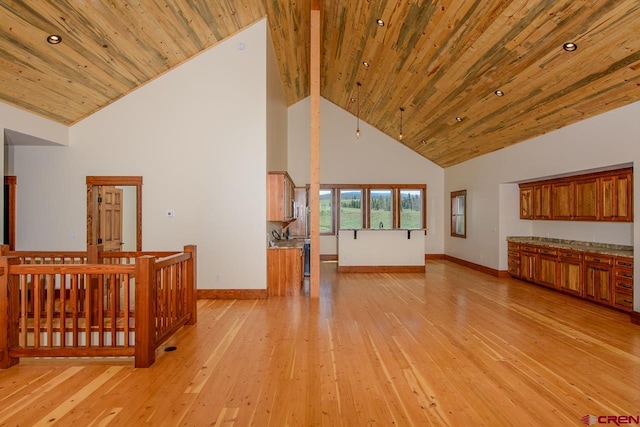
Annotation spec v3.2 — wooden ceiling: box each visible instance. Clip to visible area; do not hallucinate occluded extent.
[2,1,640,167]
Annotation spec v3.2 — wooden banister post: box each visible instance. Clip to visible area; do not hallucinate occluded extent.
[0,257,20,368]
[87,245,104,264]
[184,245,197,325]
[135,255,156,368]
[87,245,103,324]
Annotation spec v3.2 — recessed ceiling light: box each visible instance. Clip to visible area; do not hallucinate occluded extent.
[456,117,463,122]
[376,19,385,27]
[421,140,427,145]
[494,90,504,97]
[563,42,577,52]
[362,61,370,68]
[47,34,62,44]
[350,97,356,103]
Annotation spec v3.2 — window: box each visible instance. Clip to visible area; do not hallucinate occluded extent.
[339,189,362,229]
[370,189,392,229]
[451,190,466,238]
[400,189,423,229]
[320,189,333,234]
[316,184,427,234]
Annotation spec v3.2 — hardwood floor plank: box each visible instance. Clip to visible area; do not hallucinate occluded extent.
[0,261,639,425]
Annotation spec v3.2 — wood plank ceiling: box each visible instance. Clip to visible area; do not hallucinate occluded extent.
[1,1,640,167]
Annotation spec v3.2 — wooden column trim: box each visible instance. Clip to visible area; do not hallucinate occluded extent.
[309,1,321,298]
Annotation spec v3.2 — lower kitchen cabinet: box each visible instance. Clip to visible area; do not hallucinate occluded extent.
[557,250,582,296]
[584,254,613,304]
[507,240,633,313]
[267,247,304,297]
[537,247,558,288]
[614,257,634,312]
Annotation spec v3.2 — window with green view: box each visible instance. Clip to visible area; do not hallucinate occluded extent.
[339,189,362,229]
[400,189,423,229]
[370,189,392,229]
[320,189,333,234]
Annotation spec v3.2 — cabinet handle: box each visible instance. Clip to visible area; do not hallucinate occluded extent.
[592,258,601,263]
[624,299,633,304]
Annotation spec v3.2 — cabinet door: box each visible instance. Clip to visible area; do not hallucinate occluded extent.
[520,252,536,282]
[584,263,612,304]
[574,178,598,220]
[600,172,632,221]
[537,256,557,288]
[551,182,574,219]
[558,259,582,295]
[519,186,533,219]
[533,184,551,219]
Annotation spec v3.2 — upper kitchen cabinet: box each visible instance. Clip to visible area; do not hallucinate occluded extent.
[519,186,533,219]
[600,170,633,221]
[268,172,296,223]
[519,167,632,222]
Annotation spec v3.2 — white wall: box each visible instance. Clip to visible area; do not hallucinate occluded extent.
[444,101,639,310]
[265,26,287,172]
[9,19,270,290]
[288,97,445,255]
[2,104,69,243]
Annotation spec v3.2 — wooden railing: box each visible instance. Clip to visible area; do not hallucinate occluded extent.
[0,245,197,369]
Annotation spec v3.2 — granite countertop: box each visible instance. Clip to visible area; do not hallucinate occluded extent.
[268,238,308,249]
[507,236,633,258]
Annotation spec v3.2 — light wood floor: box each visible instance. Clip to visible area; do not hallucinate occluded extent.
[1,260,639,426]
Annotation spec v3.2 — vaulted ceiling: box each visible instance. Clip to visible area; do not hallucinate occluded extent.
[2,1,640,167]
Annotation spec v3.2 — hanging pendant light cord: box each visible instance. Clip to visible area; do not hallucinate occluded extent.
[399,107,405,141]
[356,82,361,138]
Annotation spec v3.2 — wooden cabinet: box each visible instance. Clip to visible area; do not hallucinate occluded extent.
[600,171,632,221]
[533,184,551,219]
[583,254,613,304]
[519,186,533,219]
[536,247,558,288]
[267,172,295,222]
[519,168,632,222]
[507,240,632,313]
[507,242,521,276]
[613,256,634,312]
[520,245,537,282]
[551,181,574,219]
[558,250,582,296]
[574,177,598,220]
[267,247,304,296]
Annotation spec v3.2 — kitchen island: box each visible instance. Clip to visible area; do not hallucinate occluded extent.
[338,229,426,273]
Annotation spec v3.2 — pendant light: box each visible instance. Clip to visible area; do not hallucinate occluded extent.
[399,107,405,141]
[356,82,362,138]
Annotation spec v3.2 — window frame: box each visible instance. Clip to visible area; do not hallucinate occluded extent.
[317,184,427,235]
[450,189,467,238]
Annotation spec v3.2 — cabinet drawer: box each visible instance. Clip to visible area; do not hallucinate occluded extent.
[508,242,520,250]
[615,279,633,292]
[615,269,634,280]
[521,245,538,253]
[614,292,634,310]
[537,247,557,256]
[615,257,634,270]
[508,265,520,276]
[584,254,613,265]
[508,250,520,258]
[509,257,521,267]
[559,250,582,260]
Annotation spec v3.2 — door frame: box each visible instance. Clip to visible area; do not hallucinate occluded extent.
[4,176,16,250]
[86,176,142,251]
